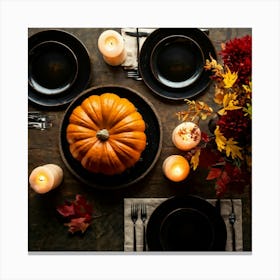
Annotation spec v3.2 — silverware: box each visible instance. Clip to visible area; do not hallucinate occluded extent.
[126,28,142,81]
[28,112,52,130]
[125,31,150,37]
[126,70,142,81]
[28,121,52,130]
[131,203,138,251]
[229,199,236,251]
[140,203,147,251]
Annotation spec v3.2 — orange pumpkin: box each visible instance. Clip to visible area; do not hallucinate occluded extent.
[66,93,147,175]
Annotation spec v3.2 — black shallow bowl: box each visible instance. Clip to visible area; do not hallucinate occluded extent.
[28,29,91,108]
[59,85,163,190]
[150,35,204,89]
[28,40,78,95]
[146,195,227,251]
[139,28,217,101]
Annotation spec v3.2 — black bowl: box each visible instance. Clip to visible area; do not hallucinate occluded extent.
[28,40,78,95]
[150,35,204,89]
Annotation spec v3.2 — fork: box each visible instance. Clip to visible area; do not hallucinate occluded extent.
[126,70,142,81]
[131,203,138,251]
[140,203,147,251]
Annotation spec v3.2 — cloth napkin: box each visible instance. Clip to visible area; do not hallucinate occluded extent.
[121,28,156,69]
[124,198,243,252]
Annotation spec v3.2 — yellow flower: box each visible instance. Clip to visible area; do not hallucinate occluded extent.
[222,65,238,88]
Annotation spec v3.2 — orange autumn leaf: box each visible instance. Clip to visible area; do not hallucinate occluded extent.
[206,167,222,180]
[190,148,201,170]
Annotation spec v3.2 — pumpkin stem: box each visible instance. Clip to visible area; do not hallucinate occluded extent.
[96,129,109,141]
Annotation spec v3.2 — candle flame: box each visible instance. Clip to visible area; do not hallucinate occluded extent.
[173,166,184,176]
[38,175,46,182]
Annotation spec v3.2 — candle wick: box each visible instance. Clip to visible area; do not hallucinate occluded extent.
[39,175,45,182]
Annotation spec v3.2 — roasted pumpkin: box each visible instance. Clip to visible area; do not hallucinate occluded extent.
[66,93,147,175]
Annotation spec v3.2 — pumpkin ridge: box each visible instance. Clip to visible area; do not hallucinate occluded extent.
[108,139,141,167]
[70,106,98,130]
[106,98,137,128]
[84,95,104,128]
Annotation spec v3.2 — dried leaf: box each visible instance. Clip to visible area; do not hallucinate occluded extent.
[221,65,238,88]
[56,194,94,234]
[214,126,227,152]
[206,167,222,180]
[225,138,243,160]
[56,203,75,217]
[190,148,201,170]
[64,217,90,234]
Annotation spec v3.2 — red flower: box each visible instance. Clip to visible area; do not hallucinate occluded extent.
[220,35,252,85]
[217,109,251,146]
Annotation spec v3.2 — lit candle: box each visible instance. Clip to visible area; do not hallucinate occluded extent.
[162,155,190,182]
[29,164,63,194]
[172,122,201,151]
[98,30,127,66]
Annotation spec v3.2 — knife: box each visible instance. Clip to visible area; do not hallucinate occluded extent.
[124,31,150,37]
[229,199,236,251]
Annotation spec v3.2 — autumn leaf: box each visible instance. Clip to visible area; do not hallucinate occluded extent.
[56,194,94,234]
[64,217,90,234]
[214,126,227,152]
[221,65,238,88]
[215,170,231,196]
[225,138,243,160]
[214,86,225,105]
[56,203,75,217]
[191,148,201,170]
[206,167,222,180]
[218,93,241,115]
[243,103,252,119]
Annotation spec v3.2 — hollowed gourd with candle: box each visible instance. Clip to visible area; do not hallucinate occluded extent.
[172,121,201,151]
[66,93,146,175]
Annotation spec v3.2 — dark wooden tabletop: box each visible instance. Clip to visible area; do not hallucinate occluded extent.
[28,27,252,252]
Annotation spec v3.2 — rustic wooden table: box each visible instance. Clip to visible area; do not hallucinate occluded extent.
[28,28,252,251]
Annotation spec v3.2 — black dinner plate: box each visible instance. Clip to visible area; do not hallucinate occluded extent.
[139,28,217,101]
[150,35,204,89]
[146,195,227,251]
[28,29,91,108]
[59,85,163,189]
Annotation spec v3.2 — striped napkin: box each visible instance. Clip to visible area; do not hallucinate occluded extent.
[124,198,243,252]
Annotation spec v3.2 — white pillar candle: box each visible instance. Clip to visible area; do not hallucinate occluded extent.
[29,164,63,194]
[172,122,201,151]
[98,30,127,66]
[162,155,190,182]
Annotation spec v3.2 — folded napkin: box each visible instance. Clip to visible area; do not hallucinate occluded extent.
[121,28,156,69]
[124,198,243,252]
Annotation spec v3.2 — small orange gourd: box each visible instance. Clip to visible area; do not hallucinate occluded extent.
[66,93,146,175]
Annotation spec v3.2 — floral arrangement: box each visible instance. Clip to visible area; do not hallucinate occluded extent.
[177,35,252,196]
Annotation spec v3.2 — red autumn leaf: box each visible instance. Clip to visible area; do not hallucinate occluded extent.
[74,194,93,217]
[56,194,94,234]
[64,217,90,234]
[215,170,231,196]
[56,203,75,217]
[206,167,222,180]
